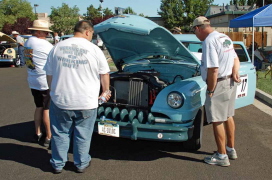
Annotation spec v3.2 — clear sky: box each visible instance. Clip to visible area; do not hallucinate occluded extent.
[28,0,226,17]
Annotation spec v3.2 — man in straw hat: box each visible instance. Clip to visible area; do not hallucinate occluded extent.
[12,31,25,67]
[24,20,53,148]
[192,16,241,167]
[171,27,182,34]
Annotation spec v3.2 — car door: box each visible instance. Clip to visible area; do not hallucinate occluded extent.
[234,42,256,109]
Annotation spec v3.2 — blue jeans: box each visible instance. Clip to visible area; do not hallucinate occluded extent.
[49,101,97,170]
[18,46,24,66]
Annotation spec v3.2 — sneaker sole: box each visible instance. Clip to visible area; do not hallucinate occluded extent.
[76,163,90,173]
[204,159,230,167]
[228,156,238,160]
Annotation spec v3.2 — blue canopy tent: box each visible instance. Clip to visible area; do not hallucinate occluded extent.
[229,4,272,64]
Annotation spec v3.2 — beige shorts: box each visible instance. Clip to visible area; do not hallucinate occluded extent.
[205,78,237,123]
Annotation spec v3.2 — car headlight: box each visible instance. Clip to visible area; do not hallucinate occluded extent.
[167,91,184,109]
[7,49,12,54]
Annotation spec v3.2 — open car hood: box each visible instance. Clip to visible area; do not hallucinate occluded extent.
[0,32,16,43]
[94,15,200,67]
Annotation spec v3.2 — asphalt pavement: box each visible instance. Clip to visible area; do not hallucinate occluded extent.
[0,67,272,180]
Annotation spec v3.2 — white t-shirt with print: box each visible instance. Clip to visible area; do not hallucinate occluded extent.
[200,31,237,81]
[44,37,110,110]
[24,36,53,90]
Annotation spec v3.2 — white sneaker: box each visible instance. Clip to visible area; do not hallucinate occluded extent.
[227,149,238,160]
[204,152,230,167]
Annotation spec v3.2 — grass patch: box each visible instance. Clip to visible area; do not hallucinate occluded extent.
[257,70,272,95]
[108,61,115,67]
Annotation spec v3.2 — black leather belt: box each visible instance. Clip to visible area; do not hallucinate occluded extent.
[217,75,232,82]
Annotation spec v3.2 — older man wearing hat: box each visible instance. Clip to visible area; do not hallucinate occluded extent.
[12,31,25,67]
[24,20,53,147]
[192,16,241,167]
[171,27,182,34]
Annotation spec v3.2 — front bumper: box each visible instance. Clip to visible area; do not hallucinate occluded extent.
[94,118,194,142]
[0,58,14,65]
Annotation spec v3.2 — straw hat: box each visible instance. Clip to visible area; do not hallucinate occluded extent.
[11,31,19,35]
[171,27,181,33]
[28,20,52,32]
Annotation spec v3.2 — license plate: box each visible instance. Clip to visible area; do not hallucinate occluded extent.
[98,122,120,137]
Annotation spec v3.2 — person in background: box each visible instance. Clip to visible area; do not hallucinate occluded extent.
[171,27,182,34]
[192,16,241,167]
[44,20,111,174]
[249,42,268,70]
[54,32,60,44]
[24,20,53,147]
[12,31,25,67]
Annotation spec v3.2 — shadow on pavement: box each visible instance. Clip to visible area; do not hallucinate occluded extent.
[0,143,52,172]
[90,134,211,162]
[0,121,210,165]
[0,121,36,143]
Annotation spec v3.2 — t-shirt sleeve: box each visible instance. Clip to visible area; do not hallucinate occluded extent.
[233,51,238,58]
[97,48,110,74]
[205,40,219,68]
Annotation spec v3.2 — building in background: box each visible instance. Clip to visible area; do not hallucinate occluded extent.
[205,4,272,46]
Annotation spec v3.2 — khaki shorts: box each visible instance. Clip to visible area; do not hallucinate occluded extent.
[205,78,237,123]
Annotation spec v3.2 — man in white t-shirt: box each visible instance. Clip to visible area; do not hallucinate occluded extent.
[53,32,60,44]
[24,20,53,147]
[192,16,241,167]
[12,31,25,67]
[44,20,110,174]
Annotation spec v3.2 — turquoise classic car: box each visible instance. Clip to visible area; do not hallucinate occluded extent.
[93,15,256,151]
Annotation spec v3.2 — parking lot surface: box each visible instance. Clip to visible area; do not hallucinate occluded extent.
[0,67,272,180]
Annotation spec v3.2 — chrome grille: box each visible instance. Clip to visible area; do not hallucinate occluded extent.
[114,79,148,107]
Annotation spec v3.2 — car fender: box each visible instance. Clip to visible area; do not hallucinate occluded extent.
[151,76,207,121]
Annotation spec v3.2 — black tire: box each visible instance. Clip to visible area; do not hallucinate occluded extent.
[183,107,204,151]
[14,57,20,67]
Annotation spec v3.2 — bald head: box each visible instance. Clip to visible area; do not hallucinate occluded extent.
[74,20,94,41]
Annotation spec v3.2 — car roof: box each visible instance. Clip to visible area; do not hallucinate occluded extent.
[60,34,74,38]
[174,34,243,44]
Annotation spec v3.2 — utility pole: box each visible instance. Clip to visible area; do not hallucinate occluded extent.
[100,0,104,20]
[34,4,39,15]
[262,0,264,49]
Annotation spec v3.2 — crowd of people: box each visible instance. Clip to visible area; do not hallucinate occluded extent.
[8,15,269,173]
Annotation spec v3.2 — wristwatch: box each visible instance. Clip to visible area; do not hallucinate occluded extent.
[207,90,214,94]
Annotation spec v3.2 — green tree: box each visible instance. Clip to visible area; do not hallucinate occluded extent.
[49,3,80,35]
[158,0,184,30]
[124,7,136,15]
[2,17,33,34]
[138,13,145,17]
[240,0,247,5]
[103,8,113,16]
[159,0,213,30]
[84,5,101,21]
[0,0,35,30]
